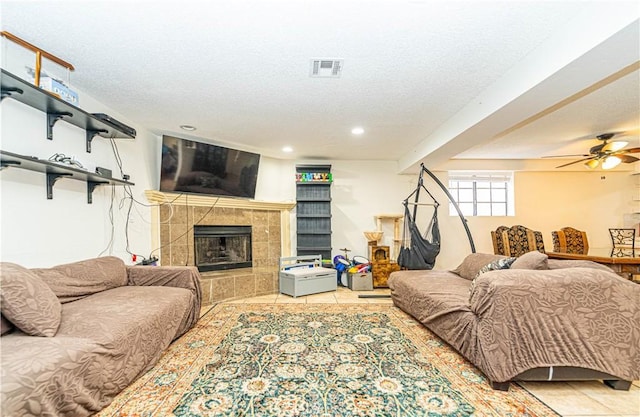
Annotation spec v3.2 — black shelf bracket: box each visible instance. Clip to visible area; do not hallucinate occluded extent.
[0,160,21,170]
[46,172,72,199]
[86,129,108,153]
[47,111,73,140]
[87,180,109,204]
[1,86,23,101]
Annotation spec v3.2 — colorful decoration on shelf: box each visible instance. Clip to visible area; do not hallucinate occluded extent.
[295,172,333,183]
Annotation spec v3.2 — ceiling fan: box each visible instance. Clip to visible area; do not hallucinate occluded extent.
[545,133,640,169]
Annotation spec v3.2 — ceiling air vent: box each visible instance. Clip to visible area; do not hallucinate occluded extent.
[310,59,343,78]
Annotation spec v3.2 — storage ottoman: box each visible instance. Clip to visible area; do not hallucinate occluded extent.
[279,255,336,297]
[279,267,336,297]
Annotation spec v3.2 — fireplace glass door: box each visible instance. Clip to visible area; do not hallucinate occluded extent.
[194,225,252,271]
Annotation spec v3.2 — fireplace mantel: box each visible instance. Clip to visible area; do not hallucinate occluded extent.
[145,190,296,211]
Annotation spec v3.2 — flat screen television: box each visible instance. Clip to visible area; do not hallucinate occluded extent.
[160,135,260,198]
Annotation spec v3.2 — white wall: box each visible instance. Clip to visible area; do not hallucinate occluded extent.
[273,160,416,261]
[253,156,296,203]
[328,161,416,259]
[407,170,633,269]
[2,94,632,271]
[1,77,631,269]
[280,163,632,270]
[0,84,157,267]
[0,83,304,268]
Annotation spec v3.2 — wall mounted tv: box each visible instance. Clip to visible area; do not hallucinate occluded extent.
[160,135,260,198]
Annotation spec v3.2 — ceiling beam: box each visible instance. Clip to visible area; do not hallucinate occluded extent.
[397,3,640,174]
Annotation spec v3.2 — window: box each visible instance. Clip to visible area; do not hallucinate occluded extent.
[448,172,514,216]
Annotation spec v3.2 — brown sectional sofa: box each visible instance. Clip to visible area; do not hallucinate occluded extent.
[388,252,640,391]
[0,256,202,416]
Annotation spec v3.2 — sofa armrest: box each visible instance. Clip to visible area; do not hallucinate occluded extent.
[126,266,203,333]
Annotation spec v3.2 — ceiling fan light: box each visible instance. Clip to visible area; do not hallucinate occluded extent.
[584,159,599,169]
[601,155,622,169]
[602,140,628,152]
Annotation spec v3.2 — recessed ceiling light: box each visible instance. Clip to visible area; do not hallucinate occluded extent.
[351,127,364,135]
[282,146,293,153]
[180,125,196,131]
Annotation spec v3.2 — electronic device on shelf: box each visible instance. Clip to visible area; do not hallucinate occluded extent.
[136,256,158,266]
[49,153,87,170]
[95,167,112,177]
[91,113,137,137]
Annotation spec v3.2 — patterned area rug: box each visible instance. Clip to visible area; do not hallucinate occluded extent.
[97,303,557,416]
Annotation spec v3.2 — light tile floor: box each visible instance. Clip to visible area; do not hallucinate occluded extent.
[203,287,640,417]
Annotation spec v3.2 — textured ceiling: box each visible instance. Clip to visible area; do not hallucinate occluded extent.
[1,0,638,172]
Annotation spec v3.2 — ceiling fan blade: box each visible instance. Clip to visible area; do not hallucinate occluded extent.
[617,147,640,154]
[555,157,597,168]
[542,154,590,158]
[619,155,640,163]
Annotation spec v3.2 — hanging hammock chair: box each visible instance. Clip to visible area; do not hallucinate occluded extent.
[397,164,475,270]
[397,200,440,269]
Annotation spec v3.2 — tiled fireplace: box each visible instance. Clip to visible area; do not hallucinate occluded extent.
[145,191,295,305]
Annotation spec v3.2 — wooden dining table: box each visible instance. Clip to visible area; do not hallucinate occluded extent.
[545,247,639,281]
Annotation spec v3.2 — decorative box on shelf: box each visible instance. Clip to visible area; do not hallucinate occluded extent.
[37,77,79,105]
[27,72,79,105]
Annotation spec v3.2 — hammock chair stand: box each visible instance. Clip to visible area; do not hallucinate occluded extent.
[404,163,475,256]
[358,164,475,299]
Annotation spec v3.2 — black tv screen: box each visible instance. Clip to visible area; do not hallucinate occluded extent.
[160,135,260,198]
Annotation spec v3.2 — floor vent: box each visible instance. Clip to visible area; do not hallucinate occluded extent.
[310,59,343,78]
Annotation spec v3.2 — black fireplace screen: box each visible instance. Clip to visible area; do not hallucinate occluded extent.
[194,225,252,271]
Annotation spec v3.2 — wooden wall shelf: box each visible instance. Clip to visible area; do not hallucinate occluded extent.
[0,150,134,203]
[1,69,135,152]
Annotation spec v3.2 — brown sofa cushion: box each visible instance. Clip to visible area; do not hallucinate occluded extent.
[0,262,62,337]
[547,259,614,272]
[451,253,507,280]
[32,256,128,303]
[511,251,549,270]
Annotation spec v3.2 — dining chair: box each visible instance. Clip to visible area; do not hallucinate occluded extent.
[492,225,545,257]
[609,228,636,249]
[491,226,509,256]
[551,227,589,254]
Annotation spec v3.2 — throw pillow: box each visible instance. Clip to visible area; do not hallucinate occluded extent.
[511,250,549,270]
[451,253,507,280]
[469,257,517,298]
[0,262,62,337]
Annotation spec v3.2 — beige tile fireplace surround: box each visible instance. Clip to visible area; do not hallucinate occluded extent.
[145,191,295,305]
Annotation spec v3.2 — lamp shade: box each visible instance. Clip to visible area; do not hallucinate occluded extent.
[601,155,622,169]
[602,141,628,152]
[584,159,600,169]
